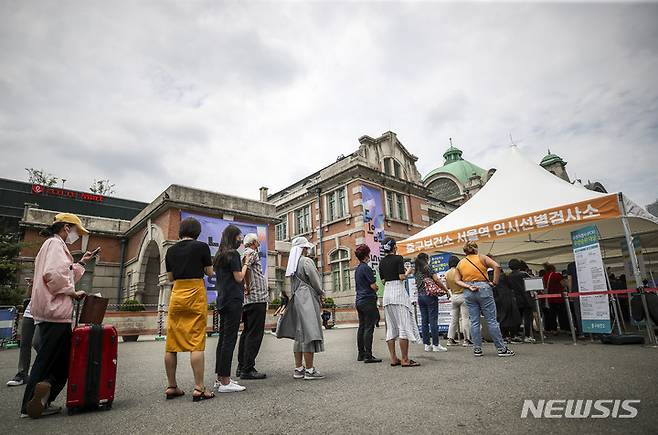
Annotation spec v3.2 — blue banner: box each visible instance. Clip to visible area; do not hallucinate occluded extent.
[362,184,385,296]
[181,211,268,304]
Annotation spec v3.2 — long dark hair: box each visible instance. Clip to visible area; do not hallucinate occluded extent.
[39,222,67,238]
[213,224,242,269]
[415,252,431,276]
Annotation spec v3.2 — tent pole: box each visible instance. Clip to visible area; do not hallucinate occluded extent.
[618,193,657,346]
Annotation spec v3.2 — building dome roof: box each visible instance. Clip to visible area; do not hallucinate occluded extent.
[540,150,567,167]
[424,141,487,184]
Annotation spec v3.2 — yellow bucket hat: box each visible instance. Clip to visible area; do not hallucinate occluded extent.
[54,213,90,235]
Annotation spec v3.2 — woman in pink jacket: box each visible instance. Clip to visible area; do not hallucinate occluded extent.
[21,213,96,419]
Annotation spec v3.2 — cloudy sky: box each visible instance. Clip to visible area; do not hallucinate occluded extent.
[1,1,656,206]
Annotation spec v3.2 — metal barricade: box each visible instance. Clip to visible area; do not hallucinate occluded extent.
[0,306,18,349]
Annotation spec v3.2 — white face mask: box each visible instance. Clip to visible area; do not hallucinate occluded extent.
[65,228,80,245]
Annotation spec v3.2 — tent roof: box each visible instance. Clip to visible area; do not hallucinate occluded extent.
[413,145,609,240]
[400,145,658,263]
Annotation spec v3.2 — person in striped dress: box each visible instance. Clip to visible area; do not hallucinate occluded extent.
[378,238,421,367]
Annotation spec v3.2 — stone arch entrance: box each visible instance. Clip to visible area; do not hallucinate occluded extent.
[141,240,161,306]
[132,222,169,307]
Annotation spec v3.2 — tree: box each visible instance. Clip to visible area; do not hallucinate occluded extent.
[0,232,23,306]
[25,168,59,186]
[90,179,116,196]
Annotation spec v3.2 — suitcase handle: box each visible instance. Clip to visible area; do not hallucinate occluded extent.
[75,299,81,327]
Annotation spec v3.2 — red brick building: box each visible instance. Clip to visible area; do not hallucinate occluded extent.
[267,131,450,305]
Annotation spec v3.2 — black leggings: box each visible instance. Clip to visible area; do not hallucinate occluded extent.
[215,301,243,377]
[21,322,72,414]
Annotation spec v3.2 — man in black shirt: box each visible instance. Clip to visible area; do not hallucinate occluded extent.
[354,245,382,364]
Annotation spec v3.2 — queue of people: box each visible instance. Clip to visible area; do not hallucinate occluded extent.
[15,214,529,419]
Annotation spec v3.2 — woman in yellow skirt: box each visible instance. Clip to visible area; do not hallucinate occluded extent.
[164,217,215,401]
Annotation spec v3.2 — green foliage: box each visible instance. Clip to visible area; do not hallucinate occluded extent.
[208,301,217,311]
[270,298,281,306]
[0,232,23,306]
[90,179,116,196]
[119,299,146,312]
[25,168,59,187]
[322,297,335,308]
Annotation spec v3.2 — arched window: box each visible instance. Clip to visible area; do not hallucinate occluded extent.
[428,177,461,201]
[329,248,351,292]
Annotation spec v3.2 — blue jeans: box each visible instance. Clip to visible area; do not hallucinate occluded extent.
[463,282,507,350]
[418,294,439,346]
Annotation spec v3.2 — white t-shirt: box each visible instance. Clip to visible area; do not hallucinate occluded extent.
[24,300,33,319]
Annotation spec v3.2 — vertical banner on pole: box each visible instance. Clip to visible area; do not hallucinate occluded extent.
[362,184,385,297]
[571,225,611,333]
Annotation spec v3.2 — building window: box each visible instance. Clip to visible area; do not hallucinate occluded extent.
[329,249,351,292]
[386,191,394,218]
[382,157,404,180]
[294,205,311,235]
[396,193,406,220]
[275,268,286,297]
[385,190,408,221]
[275,215,288,241]
[326,187,347,222]
[383,158,392,176]
[428,177,461,201]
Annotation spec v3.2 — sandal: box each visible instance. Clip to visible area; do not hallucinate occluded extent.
[401,360,421,367]
[390,360,401,367]
[165,386,185,400]
[192,387,215,402]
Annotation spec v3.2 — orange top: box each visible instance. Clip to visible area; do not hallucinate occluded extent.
[456,255,489,282]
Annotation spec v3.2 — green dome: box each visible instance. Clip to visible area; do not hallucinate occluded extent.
[540,150,567,167]
[424,142,487,184]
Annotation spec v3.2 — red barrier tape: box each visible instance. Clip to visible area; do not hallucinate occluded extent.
[535,288,658,299]
[535,293,564,299]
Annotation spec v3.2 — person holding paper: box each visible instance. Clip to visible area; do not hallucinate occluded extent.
[20,213,94,419]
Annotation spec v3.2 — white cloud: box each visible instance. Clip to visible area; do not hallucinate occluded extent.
[0,2,656,206]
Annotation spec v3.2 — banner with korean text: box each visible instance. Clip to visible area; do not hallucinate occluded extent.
[362,184,385,297]
[402,193,621,255]
[571,225,611,333]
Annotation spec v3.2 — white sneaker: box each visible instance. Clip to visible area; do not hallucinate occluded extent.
[432,344,448,352]
[214,379,241,390]
[293,367,305,379]
[424,344,432,352]
[216,382,246,393]
[304,368,325,380]
[462,341,472,347]
[523,337,536,343]
[7,375,25,387]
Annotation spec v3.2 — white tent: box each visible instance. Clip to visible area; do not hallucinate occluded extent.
[400,146,658,269]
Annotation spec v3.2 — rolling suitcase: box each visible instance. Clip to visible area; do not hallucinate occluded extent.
[66,300,118,415]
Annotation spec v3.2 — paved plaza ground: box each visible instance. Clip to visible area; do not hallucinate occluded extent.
[1,327,657,434]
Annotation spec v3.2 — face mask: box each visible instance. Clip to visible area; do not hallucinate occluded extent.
[66,228,80,245]
[234,238,243,249]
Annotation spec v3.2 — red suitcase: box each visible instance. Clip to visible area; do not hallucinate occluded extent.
[66,324,118,414]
